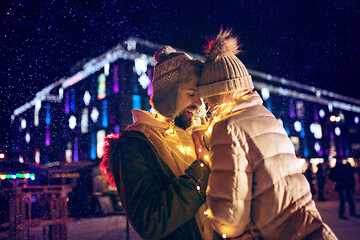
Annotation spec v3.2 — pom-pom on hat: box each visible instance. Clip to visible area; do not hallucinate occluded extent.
[151,46,201,118]
[198,29,254,98]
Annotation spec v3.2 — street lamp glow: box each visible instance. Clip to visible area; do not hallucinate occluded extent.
[0,153,5,159]
[329,115,336,122]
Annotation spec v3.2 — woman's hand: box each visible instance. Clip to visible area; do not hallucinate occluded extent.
[192,133,210,166]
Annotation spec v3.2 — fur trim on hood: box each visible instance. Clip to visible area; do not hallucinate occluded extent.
[100,133,121,187]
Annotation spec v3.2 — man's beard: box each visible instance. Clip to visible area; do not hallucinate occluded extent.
[174,108,195,130]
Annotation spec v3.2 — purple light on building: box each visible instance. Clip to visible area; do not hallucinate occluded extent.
[147,69,153,96]
[338,141,344,157]
[74,137,79,162]
[147,83,152,96]
[114,125,120,134]
[318,142,323,157]
[289,99,295,118]
[65,91,70,114]
[329,126,335,140]
[109,113,115,125]
[113,65,119,93]
[313,105,319,121]
[45,125,50,146]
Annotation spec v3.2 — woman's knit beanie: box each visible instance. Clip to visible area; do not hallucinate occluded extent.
[198,29,254,98]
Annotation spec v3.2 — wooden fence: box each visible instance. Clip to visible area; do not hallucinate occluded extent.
[1,185,72,240]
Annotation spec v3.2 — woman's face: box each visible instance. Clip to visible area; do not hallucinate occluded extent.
[203,94,223,113]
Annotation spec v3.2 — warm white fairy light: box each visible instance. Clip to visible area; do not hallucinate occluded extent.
[91,107,99,123]
[335,127,341,136]
[97,130,106,158]
[310,123,322,139]
[138,73,151,89]
[35,150,40,164]
[222,234,227,239]
[294,121,302,132]
[21,118,27,129]
[261,87,270,100]
[69,115,77,130]
[134,54,148,76]
[165,128,174,134]
[25,132,31,144]
[179,147,185,154]
[83,90,91,106]
[355,116,359,124]
[339,112,345,121]
[104,62,110,76]
[328,103,333,112]
[329,115,336,122]
[34,99,41,127]
[207,126,213,134]
[65,149,72,163]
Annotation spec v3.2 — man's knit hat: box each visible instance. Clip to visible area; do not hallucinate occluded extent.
[198,29,254,98]
[151,46,202,118]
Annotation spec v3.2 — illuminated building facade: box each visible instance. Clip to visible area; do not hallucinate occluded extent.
[10,38,360,169]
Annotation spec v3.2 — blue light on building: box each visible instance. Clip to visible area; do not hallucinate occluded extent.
[132,95,141,110]
[102,99,108,128]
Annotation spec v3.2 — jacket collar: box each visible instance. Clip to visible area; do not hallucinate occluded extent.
[131,109,190,133]
[132,109,169,129]
[231,91,263,113]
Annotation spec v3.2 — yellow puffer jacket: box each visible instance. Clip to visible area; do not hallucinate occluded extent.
[206,91,337,240]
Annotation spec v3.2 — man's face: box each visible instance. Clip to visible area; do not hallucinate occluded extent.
[175,83,202,129]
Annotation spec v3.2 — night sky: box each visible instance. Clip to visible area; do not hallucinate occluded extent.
[1,0,360,153]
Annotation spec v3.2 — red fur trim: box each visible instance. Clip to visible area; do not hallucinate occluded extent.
[100,133,121,187]
[203,28,243,59]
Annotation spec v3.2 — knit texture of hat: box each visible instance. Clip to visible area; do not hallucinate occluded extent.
[198,29,254,98]
[151,46,193,117]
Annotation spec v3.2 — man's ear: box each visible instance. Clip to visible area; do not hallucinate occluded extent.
[151,83,179,118]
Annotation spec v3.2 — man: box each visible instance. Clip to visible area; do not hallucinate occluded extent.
[329,158,359,219]
[194,30,337,239]
[100,46,212,240]
[316,162,328,201]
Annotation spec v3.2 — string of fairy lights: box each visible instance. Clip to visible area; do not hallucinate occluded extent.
[0,173,36,180]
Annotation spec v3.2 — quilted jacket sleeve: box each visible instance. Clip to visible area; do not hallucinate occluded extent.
[206,119,252,238]
[112,131,210,239]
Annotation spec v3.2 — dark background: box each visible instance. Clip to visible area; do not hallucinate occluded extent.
[1,0,360,153]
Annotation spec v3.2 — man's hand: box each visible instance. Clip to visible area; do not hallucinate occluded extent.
[192,133,210,166]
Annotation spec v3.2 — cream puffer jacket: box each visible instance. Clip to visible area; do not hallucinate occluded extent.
[206,91,337,240]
